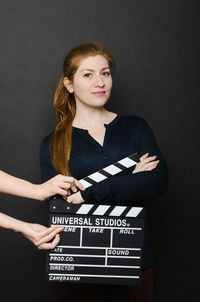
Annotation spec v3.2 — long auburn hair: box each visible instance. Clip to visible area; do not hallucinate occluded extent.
[50,42,116,175]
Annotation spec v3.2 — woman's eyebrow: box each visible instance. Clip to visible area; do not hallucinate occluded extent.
[80,67,110,72]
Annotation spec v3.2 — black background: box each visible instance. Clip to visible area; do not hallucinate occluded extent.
[0,1,199,301]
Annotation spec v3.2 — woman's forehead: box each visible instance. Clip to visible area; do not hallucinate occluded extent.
[77,55,109,71]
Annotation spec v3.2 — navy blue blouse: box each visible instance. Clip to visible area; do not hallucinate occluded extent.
[40,115,168,269]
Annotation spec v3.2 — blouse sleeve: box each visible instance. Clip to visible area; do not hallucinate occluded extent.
[81,119,168,204]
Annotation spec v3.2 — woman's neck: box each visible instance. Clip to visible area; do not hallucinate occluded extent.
[73,107,116,129]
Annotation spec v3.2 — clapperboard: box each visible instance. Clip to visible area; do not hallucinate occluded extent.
[46,153,146,286]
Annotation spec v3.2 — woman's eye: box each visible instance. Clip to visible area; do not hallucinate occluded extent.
[83,73,92,78]
[102,71,111,77]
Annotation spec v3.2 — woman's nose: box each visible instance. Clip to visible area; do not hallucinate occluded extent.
[95,75,105,87]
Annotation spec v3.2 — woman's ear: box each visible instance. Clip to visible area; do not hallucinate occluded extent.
[63,77,74,93]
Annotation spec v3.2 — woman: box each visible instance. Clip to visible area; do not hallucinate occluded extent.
[0,170,83,250]
[40,42,168,301]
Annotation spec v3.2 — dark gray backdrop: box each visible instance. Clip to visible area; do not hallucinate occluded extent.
[0,1,199,301]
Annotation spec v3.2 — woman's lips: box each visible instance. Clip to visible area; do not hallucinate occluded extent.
[91,91,106,96]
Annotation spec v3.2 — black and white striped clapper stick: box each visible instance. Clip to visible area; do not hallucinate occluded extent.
[73,203,145,218]
[79,152,139,189]
[50,198,146,218]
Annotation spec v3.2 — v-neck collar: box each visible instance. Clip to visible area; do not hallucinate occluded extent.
[72,115,120,149]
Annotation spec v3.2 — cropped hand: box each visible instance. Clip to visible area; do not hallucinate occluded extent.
[132,153,159,174]
[21,223,63,250]
[65,191,85,204]
[37,175,84,200]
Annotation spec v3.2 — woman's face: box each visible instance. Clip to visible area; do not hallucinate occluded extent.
[66,55,112,109]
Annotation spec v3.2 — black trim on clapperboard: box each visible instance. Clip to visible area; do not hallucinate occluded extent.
[129,153,139,161]
[97,170,111,178]
[83,177,97,185]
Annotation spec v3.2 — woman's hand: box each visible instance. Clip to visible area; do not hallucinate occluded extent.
[36,175,84,201]
[132,153,159,174]
[21,223,63,250]
[65,191,85,204]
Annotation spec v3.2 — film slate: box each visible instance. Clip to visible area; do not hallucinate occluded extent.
[46,153,146,285]
[47,199,146,285]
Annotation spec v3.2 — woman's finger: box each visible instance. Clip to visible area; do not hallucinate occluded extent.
[37,225,62,237]
[71,199,84,204]
[139,153,149,161]
[71,186,78,193]
[58,178,84,193]
[35,227,63,246]
[133,160,159,173]
[140,155,157,164]
[142,160,159,171]
[74,179,85,191]
[138,156,157,169]
[37,234,60,250]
